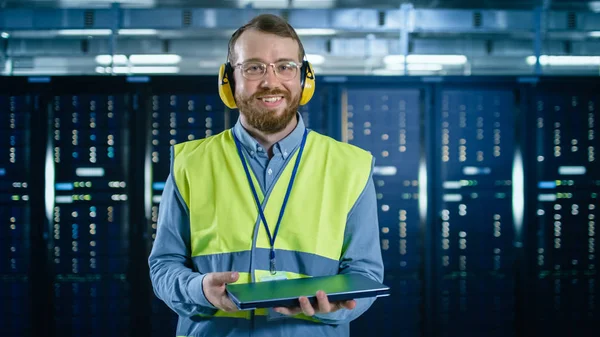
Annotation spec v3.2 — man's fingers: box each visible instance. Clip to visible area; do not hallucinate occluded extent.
[273,296,356,316]
[220,296,239,312]
[299,296,315,316]
[274,306,302,316]
[208,271,239,286]
[343,300,357,310]
[332,299,356,311]
[316,290,331,313]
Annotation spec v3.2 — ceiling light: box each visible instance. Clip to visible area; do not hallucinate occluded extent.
[129,54,181,65]
[59,0,155,7]
[295,29,336,36]
[111,66,180,74]
[383,55,405,65]
[384,54,467,66]
[527,55,600,66]
[118,29,158,36]
[198,60,223,68]
[372,68,403,75]
[589,31,600,38]
[237,0,287,8]
[386,63,443,71]
[95,54,128,65]
[407,54,467,65]
[306,54,325,65]
[1,32,9,39]
[11,68,70,75]
[58,29,112,36]
[409,64,443,71]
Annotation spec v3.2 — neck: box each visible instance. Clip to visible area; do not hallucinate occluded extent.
[240,115,298,157]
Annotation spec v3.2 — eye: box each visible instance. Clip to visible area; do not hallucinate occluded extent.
[243,63,264,74]
[277,63,295,73]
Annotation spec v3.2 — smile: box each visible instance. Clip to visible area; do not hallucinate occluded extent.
[259,96,283,103]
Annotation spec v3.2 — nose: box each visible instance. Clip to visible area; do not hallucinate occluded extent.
[260,64,280,88]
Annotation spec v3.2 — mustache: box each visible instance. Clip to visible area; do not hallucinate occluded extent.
[251,88,290,100]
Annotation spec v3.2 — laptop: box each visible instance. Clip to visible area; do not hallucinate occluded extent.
[226,273,391,310]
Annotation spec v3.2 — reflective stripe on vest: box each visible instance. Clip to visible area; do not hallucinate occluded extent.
[173,129,372,320]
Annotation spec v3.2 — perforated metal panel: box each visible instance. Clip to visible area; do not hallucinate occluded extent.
[147,91,227,337]
[149,94,226,240]
[533,90,599,336]
[49,94,131,337]
[3,75,600,337]
[344,87,422,336]
[0,95,32,337]
[299,87,327,135]
[435,88,516,337]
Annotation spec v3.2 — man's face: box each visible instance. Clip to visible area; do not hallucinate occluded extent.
[232,29,302,134]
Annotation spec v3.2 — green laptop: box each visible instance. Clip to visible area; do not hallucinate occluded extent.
[226,273,391,310]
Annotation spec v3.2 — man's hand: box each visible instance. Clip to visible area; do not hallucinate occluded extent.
[202,271,240,312]
[273,290,356,316]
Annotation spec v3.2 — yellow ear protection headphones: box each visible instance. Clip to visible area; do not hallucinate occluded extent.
[218,28,316,109]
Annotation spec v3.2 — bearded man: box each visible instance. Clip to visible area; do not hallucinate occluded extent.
[149,13,384,337]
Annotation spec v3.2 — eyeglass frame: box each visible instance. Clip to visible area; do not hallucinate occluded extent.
[232,60,302,81]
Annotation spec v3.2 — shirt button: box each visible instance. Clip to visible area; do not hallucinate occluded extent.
[283,151,288,156]
[268,168,273,175]
[250,151,255,156]
[257,147,262,152]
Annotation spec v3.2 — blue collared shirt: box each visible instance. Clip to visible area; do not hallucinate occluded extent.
[232,114,307,194]
[149,113,384,328]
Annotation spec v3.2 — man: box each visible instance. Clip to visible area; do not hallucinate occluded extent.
[149,14,383,337]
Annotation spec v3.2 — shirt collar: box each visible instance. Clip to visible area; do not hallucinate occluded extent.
[233,112,306,159]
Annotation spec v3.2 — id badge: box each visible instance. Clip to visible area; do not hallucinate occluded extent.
[258,272,290,321]
[258,271,288,282]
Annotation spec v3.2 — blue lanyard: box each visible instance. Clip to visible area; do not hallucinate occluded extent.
[232,128,308,274]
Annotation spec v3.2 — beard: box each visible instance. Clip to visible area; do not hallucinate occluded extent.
[235,88,300,134]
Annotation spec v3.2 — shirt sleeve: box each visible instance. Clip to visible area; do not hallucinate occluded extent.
[314,160,384,325]
[148,148,218,317]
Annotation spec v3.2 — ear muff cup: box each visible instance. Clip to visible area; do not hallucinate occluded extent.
[218,60,316,108]
[218,63,237,109]
[299,60,315,106]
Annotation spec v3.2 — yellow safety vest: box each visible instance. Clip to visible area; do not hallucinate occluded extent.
[172,129,372,322]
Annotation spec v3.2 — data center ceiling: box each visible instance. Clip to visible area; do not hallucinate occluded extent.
[2,0,599,9]
[0,0,599,76]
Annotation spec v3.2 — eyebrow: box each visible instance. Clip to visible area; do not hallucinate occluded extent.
[241,58,299,64]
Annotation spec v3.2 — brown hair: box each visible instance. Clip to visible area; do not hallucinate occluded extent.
[228,14,305,65]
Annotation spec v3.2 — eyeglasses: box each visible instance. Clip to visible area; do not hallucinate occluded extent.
[234,61,301,81]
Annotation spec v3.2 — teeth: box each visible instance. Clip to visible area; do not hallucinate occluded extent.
[261,97,282,103]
